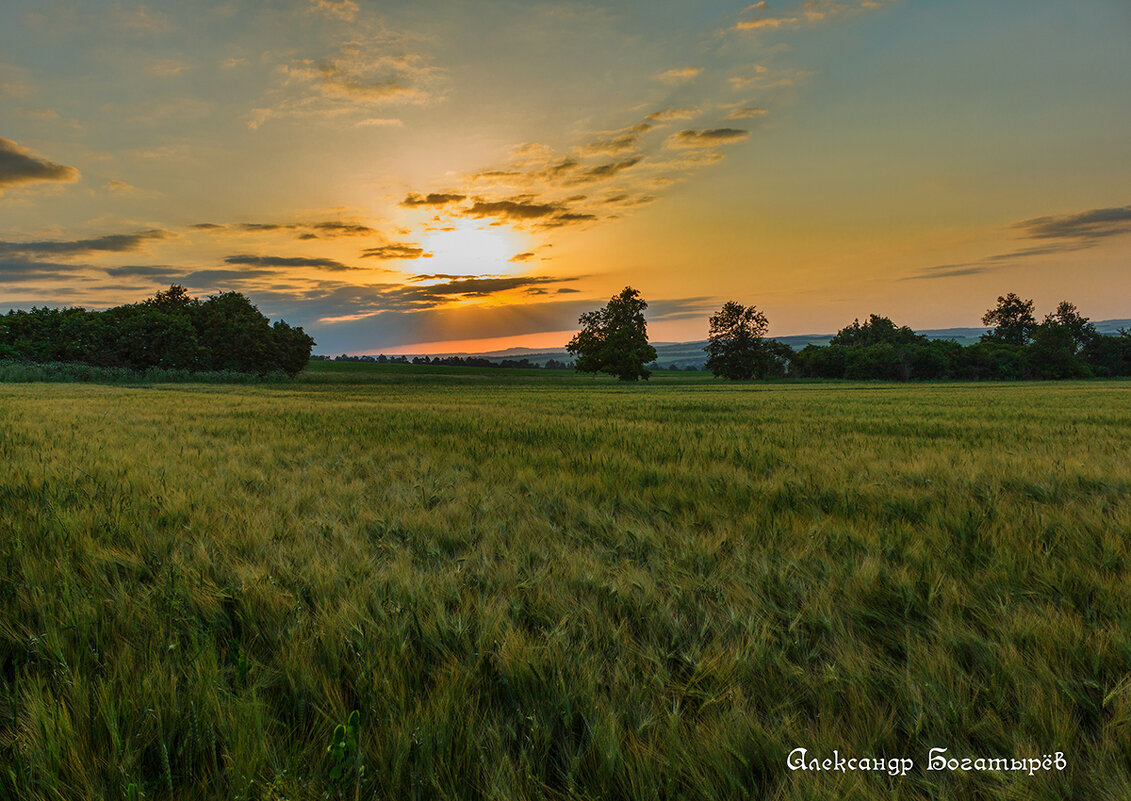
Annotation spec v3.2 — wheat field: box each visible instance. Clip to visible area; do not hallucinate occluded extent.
[1,366,1129,800]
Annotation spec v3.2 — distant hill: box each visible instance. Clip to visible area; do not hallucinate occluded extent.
[371,319,1131,369]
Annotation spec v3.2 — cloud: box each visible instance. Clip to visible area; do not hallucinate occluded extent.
[735,17,799,31]
[308,0,359,22]
[308,221,377,236]
[412,275,567,298]
[905,202,1131,280]
[181,269,277,285]
[457,197,597,229]
[146,59,190,77]
[360,244,432,260]
[0,256,85,284]
[0,138,81,193]
[725,106,769,120]
[0,229,170,257]
[190,220,377,238]
[576,123,652,157]
[645,108,700,123]
[223,254,355,271]
[104,265,182,278]
[466,198,561,220]
[356,117,403,127]
[735,0,888,31]
[1016,205,1131,241]
[509,252,535,263]
[657,67,703,84]
[103,179,137,193]
[401,192,467,207]
[902,264,990,281]
[563,156,643,185]
[667,128,750,148]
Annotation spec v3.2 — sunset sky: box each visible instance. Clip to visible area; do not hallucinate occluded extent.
[2,0,1129,354]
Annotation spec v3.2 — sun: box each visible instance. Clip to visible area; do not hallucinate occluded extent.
[417,220,531,277]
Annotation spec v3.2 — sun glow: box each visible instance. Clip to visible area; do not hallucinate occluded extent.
[417,221,532,277]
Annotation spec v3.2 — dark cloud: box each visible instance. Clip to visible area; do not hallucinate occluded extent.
[544,212,598,227]
[0,257,84,283]
[104,265,182,278]
[460,197,597,228]
[224,254,355,271]
[360,244,432,260]
[0,138,80,192]
[413,275,565,298]
[566,156,643,184]
[1016,205,1131,241]
[181,269,277,285]
[191,220,378,238]
[667,128,750,148]
[0,230,170,257]
[401,192,467,207]
[466,199,561,220]
[905,203,1131,280]
[237,223,295,232]
[309,222,378,235]
[509,252,535,263]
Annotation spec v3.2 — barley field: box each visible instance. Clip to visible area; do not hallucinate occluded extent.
[1,365,1129,800]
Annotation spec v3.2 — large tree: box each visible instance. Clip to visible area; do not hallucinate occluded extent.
[567,286,657,381]
[705,301,775,380]
[981,293,1037,346]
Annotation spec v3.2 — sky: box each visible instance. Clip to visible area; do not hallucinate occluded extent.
[1,0,1129,355]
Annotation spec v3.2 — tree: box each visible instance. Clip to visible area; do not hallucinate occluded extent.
[981,293,1037,346]
[566,286,657,381]
[1043,300,1096,351]
[705,301,772,380]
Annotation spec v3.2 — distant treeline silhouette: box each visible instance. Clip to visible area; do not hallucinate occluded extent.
[313,353,574,370]
[0,285,314,376]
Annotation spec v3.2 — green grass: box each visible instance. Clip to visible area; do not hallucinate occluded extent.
[1,367,1129,800]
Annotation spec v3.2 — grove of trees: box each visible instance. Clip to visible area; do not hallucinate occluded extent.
[0,285,314,376]
[790,295,1130,380]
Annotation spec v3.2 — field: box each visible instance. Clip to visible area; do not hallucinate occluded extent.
[1,363,1129,800]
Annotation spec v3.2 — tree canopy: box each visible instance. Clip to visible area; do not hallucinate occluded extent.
[566,286,657,381]
[0,285,314,376]
[981,293,1037,346]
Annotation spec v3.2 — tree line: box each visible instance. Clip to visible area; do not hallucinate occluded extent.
[313,353,575,370]
[0,285,314,376]
[567,288,1131,381]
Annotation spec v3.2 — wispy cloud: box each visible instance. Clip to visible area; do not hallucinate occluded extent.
[1016,205,1131,241]
[667,128,750,149]
[734,0,890,32]
[190,219,378,239]
[360,244,432,260]
[657,67,703,84]
[308,0,359,22]
[905,203,1131,280]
